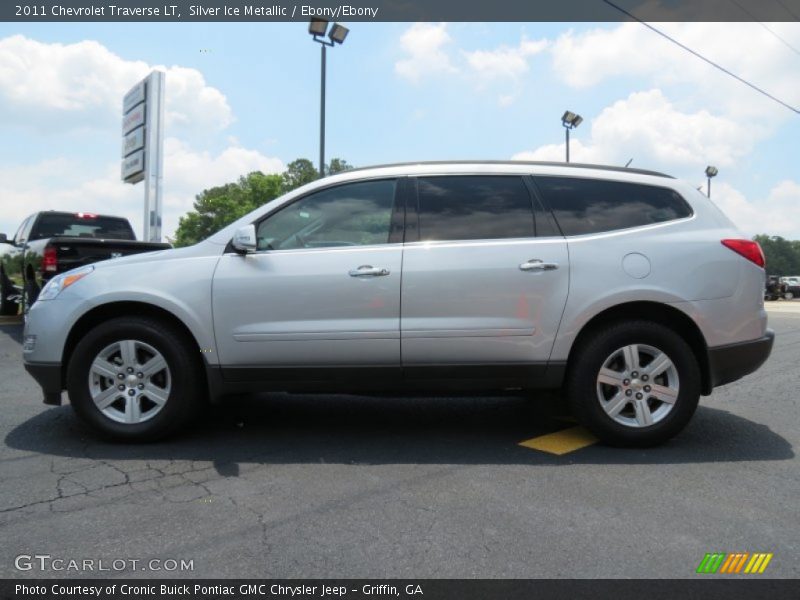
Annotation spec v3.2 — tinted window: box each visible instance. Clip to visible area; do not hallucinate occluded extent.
[14,216,31,243]
[256,179,396,251]
[535,177,692,236]
[416,176,534,241]
[31,214,135,240]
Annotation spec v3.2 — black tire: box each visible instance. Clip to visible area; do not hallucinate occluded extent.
[66,316,203,441]
[22,279,38,316]
[565,320,701,447]
[0,274,18,316]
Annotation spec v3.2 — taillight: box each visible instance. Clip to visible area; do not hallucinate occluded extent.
[721,239,765,268]
[42,246,58,273]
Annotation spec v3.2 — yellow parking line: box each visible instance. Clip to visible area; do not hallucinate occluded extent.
[519,426,598,455]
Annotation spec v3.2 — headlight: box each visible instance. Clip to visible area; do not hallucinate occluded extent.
[38,265,94,301]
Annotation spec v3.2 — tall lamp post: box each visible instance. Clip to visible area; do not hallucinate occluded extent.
[561,110,583,163]
[705,165,718,198]
[308,18,349,177]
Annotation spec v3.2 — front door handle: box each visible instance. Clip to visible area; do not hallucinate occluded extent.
[519,259,559,272]
[349,265,390,277]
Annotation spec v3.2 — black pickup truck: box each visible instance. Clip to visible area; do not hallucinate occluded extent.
[0,211,170,315]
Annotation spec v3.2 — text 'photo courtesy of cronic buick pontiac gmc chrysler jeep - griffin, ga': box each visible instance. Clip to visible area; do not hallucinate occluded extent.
[21,162,774,446]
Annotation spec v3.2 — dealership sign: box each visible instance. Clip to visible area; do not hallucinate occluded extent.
[122,127,145,158]
[121,71,165,242]
[121,150,145,183]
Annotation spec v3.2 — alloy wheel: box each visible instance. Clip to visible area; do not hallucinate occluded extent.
[595,343,680,428]
[88,339,171,424]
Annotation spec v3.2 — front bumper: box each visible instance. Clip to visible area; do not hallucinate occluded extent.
[24,362,63,405]
[708,329,774,389]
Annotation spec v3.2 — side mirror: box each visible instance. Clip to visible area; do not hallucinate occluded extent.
[0,233,7,243]
[232,225,257,254]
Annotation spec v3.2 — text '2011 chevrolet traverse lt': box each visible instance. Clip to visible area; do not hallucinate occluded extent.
[22,162,774,445]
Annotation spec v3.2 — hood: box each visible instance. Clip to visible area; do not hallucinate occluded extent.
[91,241,221,270]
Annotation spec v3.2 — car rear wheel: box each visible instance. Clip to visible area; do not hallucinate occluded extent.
[67,316,202,441]
[785,292,794,300]
[565,320,701,447]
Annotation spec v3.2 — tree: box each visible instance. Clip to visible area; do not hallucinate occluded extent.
[173,157,355,247]
[174,172,283,247]
[754,234,800,275]
[282,158,319,192]
[327,158,353,175]
[282,157,354,190]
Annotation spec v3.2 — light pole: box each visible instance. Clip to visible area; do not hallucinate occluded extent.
[705,165,718,198]
[561,110,583,163]
[308,18,349,177]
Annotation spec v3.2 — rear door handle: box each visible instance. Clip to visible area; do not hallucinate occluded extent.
[349,265,390,277]
[519,259,559,272]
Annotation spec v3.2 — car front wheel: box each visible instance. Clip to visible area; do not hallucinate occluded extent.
[566,320,701,447]
[66,316,202,441]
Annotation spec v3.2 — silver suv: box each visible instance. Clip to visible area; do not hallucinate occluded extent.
[23,162,774,446]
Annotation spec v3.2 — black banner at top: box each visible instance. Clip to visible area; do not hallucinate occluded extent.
[3,0,800,22]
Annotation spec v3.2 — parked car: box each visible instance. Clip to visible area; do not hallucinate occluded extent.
[765,276,786,301]
[22,162,773,446]
[779,276,800,300]
[0,211,170,315]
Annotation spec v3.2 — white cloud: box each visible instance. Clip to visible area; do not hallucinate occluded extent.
[394,23,456,83]
[513,89,756,169]
[550,22,800,120]
[0,140,283,242]
[395,25,548,106]
[713,180,800,238]
[0,35,281,242]
[0,34,233,133]
[463,38,548,84]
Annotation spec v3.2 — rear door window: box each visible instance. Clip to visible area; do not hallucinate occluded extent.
[415,176,535,242]
[533,176,692,236]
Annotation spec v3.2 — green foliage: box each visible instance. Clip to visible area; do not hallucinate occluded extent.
[282,158,319,192]
[174,157,355,247]
[327,158,354,175]
[754,234,800,275]
[174,172,283,247]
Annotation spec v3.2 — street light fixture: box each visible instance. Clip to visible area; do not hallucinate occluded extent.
[308,19,350,177]
[705,165,718,198]
[561,110,583,163]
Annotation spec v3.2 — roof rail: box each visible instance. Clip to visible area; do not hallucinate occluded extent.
[343,160,673,179]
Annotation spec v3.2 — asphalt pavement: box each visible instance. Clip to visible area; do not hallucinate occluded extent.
[0,304,798,578]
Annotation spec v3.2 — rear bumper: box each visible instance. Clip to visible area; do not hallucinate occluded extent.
[24,362,63,405]
[708,329,774,389]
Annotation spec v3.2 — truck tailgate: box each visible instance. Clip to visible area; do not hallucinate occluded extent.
[50,238,171,272]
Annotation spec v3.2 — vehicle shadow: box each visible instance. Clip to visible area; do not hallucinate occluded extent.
[0,320,23,345]
[4,392,794,470]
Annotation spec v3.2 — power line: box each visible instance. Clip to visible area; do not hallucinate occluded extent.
[601,0,800,115]
[773,0,800,20]
[729,0,800,57]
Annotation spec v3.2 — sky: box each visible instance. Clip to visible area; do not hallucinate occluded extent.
[0,21,798,241]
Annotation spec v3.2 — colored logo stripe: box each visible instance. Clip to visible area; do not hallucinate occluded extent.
[697,552,773,574]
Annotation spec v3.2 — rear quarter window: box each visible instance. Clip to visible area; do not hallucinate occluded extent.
[534,176,692,236]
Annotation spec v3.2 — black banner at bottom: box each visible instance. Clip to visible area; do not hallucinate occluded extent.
[1,579,799,600]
